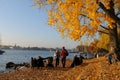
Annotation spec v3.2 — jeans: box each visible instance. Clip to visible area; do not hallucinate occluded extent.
[55,58,59,67]
[61,57,66,68]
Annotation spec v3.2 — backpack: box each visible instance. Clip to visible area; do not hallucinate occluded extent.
[65,50,69,56]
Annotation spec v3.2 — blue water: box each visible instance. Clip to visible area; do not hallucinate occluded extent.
[0,50,93,73]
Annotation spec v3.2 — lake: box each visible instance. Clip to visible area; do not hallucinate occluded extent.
[0,50,93,73]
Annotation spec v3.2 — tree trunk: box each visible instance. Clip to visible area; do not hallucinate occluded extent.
[109,24,120,60]
[109,26,118,49]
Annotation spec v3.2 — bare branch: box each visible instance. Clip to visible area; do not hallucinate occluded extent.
[98,30,109,35]
[100,25,109,30]
[80,14,93,20]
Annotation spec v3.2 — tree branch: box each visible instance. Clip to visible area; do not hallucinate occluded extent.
[98,30,109,35]
[100,25,109,30]
[98,2,120,25]
[80,14,93,21]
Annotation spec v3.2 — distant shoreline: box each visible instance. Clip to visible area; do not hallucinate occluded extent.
[3,49,52,51]
[2,45,76,51]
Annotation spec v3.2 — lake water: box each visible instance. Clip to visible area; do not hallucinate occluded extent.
[0,50,93,73]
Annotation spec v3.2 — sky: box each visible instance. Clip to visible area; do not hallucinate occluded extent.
[0,0,79,49]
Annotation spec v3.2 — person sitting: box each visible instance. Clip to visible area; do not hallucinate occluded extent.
[70,55,80,68]
[70,54,84,68]
[79,54,84,65]
[33,58,38,67]
[46,56,54,67]
[37,56,45,68]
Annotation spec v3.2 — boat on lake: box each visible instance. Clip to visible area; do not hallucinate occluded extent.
[0,50,5,55]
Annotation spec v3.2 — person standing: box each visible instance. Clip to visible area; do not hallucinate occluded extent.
[55,50,60,67]
[108,46,114,64]
[61,46,68,68]
[30,57,34,68]
[108,53,113,64]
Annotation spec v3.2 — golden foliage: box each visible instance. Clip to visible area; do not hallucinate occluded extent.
[33,0,119,44]
[97,33,110,50]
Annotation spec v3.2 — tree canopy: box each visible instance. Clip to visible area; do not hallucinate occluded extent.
[33,0,120,47]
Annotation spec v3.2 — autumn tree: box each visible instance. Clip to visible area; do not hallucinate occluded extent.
[76,45,89,52]
[33,0,120,55]
[97,27,120,51]
[89,39,99,53]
